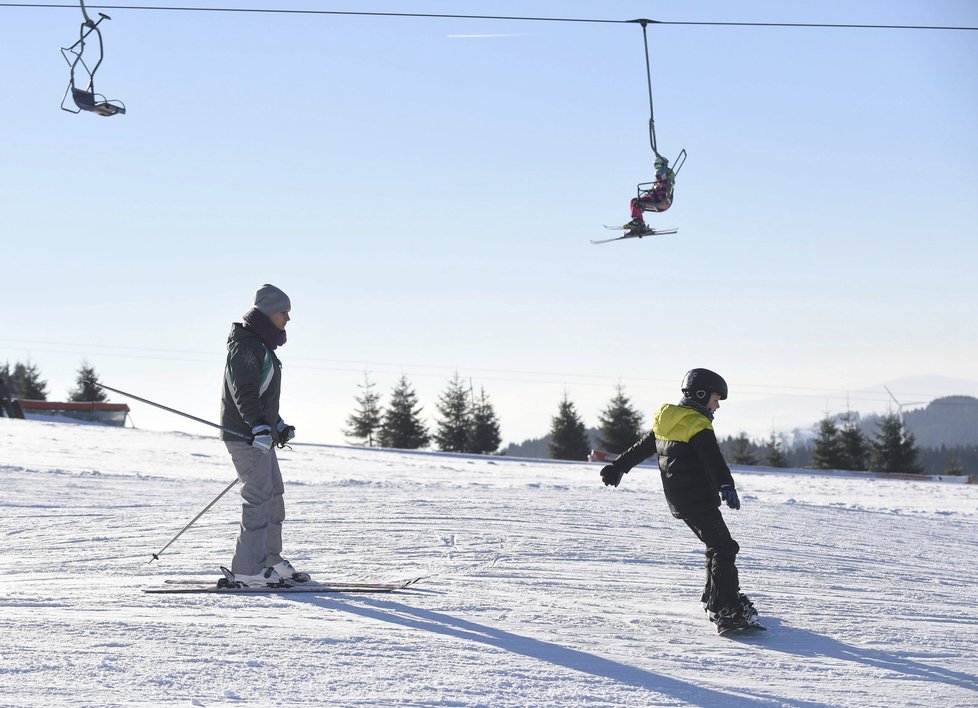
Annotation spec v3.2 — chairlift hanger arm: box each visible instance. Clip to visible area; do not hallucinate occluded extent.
[60,1,125,115]
[626,19,660,159]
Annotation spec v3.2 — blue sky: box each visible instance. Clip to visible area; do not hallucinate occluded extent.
[2,1,977,446]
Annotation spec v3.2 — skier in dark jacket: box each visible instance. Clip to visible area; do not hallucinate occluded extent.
[220,284,308,587]
[600,368,759,633]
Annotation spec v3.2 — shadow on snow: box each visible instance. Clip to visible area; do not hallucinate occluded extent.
[753,617,978,693]
[291,595,820,707]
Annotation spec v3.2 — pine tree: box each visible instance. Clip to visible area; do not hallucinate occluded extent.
[68,361,108,402]
[811,415,846,469]
[343,372,383,446]
[596,383,644,454]
[944,453,964,476]
[870,413,923,474]
[11,360,48,400]
[763,432,788,467]
[434,372,473,453]
[469,387,502,455]
[548,393,591,461]
[377,376,429,450]
[730,432,759,465]
[838,410,869,471]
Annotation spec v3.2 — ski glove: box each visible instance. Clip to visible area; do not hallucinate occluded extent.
[720,485,740,510]
[248,424,273,454]
[277,420,296,445]
[601,464,626,487]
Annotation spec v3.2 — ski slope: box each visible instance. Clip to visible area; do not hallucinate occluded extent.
[1,419,976,706]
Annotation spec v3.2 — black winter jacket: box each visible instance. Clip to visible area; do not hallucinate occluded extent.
[612,403,735,519]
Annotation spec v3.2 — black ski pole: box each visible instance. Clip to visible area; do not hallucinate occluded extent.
[86,380,249,563]
[88,380,249,441]
[149,477,240,564]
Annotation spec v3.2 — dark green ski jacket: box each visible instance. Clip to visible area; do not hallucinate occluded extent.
[220,323,283,442]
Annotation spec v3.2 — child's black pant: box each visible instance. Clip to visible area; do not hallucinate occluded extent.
[682,507,741,613]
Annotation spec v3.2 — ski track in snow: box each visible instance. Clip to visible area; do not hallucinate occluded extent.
[2,420,977,706]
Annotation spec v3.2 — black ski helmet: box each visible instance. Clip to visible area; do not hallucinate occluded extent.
[681,368,728,403]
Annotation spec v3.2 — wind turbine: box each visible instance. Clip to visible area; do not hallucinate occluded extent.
[883,385,925,427]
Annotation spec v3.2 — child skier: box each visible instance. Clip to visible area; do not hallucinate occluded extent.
[599,368,760,634]
[623,156,676,235]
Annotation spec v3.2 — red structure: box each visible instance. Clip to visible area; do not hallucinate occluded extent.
[14,400,130,426]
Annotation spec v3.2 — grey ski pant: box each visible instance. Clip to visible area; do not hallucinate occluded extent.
[226,441,285,575]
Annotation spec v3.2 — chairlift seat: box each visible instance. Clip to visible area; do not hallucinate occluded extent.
[72,88,125,116]
[636,181,674,213]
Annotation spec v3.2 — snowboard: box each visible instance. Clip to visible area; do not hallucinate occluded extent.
[717,622,767,638]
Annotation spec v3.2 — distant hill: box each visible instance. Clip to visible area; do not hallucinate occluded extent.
[866,396,978,447]
[904,396,978,446]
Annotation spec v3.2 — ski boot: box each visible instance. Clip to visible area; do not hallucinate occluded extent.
[271,559,312,584]
[623,217,645,235]
[218,565,285,588]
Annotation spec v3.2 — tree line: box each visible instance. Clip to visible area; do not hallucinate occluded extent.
[5,358,970,476]
[0,359,106,402]
[344,372,502,454]
[348,378,647,461]
[531,387,969,477]
[719,410,971,476]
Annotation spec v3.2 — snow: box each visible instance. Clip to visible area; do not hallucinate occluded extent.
[2,419,977,707]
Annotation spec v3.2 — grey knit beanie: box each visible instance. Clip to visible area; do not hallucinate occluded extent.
[254,284,291,316]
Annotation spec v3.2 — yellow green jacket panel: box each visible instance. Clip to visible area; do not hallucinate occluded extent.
[653,403,714,443]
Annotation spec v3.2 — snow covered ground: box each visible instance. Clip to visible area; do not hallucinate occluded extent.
[2,419,977,707]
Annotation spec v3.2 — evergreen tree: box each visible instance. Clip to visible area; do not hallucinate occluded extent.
[870,413,923,474]
[944,453,964,476]
[68,360,108,402]
[343,372,383,446]
[730,432,759,465]
[548,393,591,461]
[10,360,48,400]
[434,372,473,453]
[763,432,788,468]
[838,410,869,471]
[469,387,502,455]
[377,376,429,450]
[596,383,644,454]
[811,415,846,469]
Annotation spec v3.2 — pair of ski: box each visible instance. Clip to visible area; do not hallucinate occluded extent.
[144,567,424,595]
[591,224,678,245]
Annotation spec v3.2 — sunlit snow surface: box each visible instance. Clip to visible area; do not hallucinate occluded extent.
[2,419,977,706]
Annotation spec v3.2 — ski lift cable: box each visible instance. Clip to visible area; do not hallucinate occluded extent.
[1,3,976,31]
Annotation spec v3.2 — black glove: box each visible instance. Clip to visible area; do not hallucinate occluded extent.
[720,485,740,510]
[247,423,273,454]
[277,420,296,446]
[601,464,626,487]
